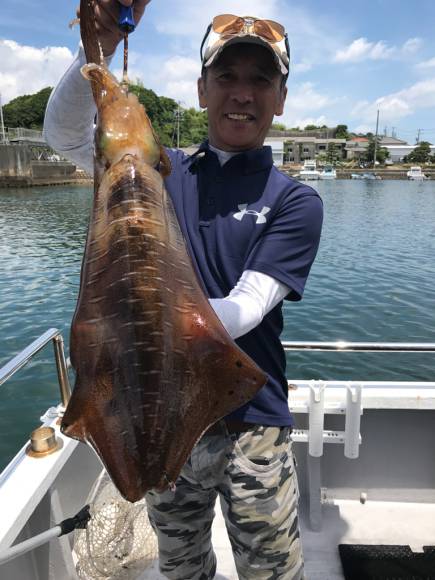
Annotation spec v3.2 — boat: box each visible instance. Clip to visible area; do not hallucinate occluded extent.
[319,164,337,180]
[2,330,435,579]
[351,172,382,180]
[298,159,321,181]
[406,166,428,180]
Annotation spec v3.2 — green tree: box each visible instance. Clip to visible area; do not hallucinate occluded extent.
[364,136,389,165]
[3,87,53,129]
[326,142,339,163]
[304,124,319,131]
[129,84,208,146]
[334,124,348,139]
[405,141,432,164]
[128,84,178,146]
[179,108,208,147]
[271,122,287,131]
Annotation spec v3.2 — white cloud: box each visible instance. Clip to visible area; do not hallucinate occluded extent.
[292,62,312,74]
[281,82,337,128]
[150,1,342,70]
[402,38,422,54]
[334,37,421,63]
[354,124,374,134]
[416,56,435,69]
[154,55,201,107]
[334,37,393,63]
[285,82,336,112]
[351,78,435,124]
[155,0,280,41]
[114,54,201,108]
[0,39,73,103]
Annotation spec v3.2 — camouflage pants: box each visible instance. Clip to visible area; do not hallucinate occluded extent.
[146,421,303,580]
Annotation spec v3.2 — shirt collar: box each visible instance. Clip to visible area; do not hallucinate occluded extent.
[184,140,273,174]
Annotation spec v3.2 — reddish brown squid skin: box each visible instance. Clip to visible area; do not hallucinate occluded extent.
[61,0,267,502]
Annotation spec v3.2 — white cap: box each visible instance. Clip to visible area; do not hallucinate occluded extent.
[201,18,290,76]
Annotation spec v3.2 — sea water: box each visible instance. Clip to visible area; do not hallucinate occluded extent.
[0,180,434,470]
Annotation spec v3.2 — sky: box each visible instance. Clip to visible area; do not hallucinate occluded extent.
[1,0,435,144]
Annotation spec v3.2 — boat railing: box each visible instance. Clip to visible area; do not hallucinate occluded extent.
[0,328,71,407]
[281,340,435,460]
[1,332,435,460]
[282,340,435,352]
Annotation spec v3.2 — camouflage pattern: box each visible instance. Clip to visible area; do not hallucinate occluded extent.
[146,421,303,579]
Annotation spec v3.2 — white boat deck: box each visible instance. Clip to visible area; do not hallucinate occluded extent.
[2,336,435,579]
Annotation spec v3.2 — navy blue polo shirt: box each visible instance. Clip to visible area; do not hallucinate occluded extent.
[164,142,323,427]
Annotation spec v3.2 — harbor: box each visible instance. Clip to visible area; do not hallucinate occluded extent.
[0,129,91,187]
[1,126,434,187]
[285,165,435,180]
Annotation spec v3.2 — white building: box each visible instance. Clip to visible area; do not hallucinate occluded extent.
[385,144,435,163]
[264,138,284,166]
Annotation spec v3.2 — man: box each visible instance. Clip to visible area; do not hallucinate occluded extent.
[44,2,323,578]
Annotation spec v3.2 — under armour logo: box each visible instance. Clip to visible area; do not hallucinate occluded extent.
[233,204,271,224]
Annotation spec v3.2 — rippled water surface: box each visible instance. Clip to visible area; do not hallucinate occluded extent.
[1,180,434,470]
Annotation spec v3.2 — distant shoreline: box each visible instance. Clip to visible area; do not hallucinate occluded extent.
[282,166,435,180]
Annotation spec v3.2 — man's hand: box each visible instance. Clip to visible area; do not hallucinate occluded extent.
[80,0,151,56]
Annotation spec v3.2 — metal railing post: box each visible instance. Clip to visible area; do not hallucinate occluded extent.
[0,328,71,407]
[53,335,72,407]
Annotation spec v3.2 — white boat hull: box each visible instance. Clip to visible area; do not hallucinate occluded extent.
[2,380,435,579]
[299,174,320,181]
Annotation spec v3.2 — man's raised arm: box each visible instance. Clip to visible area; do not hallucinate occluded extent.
[43,0,150,175]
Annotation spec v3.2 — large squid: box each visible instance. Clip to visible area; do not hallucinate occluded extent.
[61,0,267,502]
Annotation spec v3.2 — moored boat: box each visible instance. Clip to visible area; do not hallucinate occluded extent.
[299,160,321,181]
[406,166,428,180]
[351,172,382,180]
[319,164,337,180]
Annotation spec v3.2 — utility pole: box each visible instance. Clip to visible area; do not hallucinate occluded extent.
[373,109,379,169]
[176,101,180,148]
[171,102,183,148]
[0,92,6,144]
[416,128,421,144]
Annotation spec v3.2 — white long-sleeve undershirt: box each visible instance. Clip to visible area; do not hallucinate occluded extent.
[210,271,289,339]
[43,46,97,176]
[43,48,291,340]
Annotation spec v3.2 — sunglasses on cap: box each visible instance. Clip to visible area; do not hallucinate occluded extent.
[200,14,290,76]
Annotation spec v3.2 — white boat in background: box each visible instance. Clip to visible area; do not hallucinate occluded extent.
[299,159,321,181]
[319,165,337,180]
[2,330,435,579]
[407,166,428,180]
[351,172,382,180]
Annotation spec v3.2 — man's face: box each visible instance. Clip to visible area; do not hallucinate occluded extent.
[197,44,287,151]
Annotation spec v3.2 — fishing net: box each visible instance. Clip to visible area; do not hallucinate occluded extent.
[73,470,159,579]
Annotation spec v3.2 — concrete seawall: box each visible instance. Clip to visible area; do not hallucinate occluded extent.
[0,144,91,187]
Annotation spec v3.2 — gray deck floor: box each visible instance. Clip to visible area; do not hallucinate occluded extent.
[140,498,435,579]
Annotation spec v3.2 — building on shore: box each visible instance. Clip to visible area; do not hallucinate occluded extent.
[265,135,346,165]
[266,130,434,167]
[345,137,369,162]
[0,127,89,187]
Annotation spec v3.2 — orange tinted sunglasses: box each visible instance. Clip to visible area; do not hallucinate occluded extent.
[212,14,286,43]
